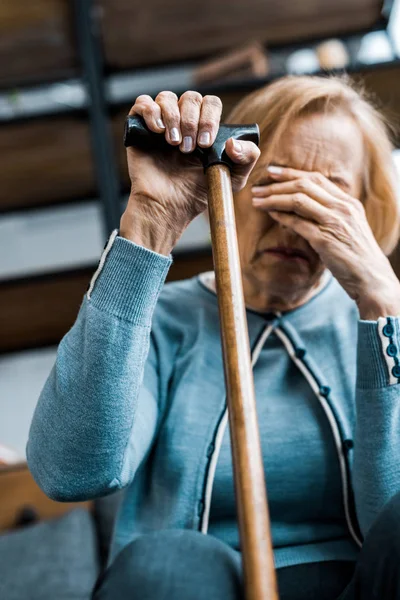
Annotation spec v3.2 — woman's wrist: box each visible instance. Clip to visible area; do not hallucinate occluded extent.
[356,279,400,320]
[120,196,185,256]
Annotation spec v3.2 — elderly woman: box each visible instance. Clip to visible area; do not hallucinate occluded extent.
[28,76,400,600]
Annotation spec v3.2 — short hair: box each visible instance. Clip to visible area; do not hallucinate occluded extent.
[227,75,400,255]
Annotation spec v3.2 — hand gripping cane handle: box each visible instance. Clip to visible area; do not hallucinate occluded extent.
[123,114,259,170]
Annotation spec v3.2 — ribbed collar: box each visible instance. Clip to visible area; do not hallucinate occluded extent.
[197,269,333,320]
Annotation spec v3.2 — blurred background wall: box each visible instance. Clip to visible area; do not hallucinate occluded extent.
[1,0,400,459]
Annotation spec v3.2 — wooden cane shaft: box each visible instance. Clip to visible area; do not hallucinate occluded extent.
[206,164,279,600]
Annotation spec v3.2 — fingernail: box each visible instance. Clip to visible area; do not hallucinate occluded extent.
[232,139,242,152]
[170,127,180,142]
[156,118,165,129]
[199,132,210,146]
[252,197,263,205]
[182,136,193,153]
[267,165,283,175]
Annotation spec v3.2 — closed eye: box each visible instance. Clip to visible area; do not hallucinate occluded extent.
[329,176,351,190]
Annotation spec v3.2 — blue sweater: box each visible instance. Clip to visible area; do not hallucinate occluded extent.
[27,232,400,569]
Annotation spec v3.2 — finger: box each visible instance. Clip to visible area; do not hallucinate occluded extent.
[198,95,223,147]
[155,91,181,145]
[268,210,320,244]
[252,192,331,224]
[178,91,202,153]
[266,165,354,204]
[252,179,336,208]
[129,95,166,133]
[225,138,261,185]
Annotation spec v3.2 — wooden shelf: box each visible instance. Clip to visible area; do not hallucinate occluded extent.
[0,115,97,212]
[100,0,384,71]
[0,249,214,354]
[0,1,77,89]
[0,0,398,359]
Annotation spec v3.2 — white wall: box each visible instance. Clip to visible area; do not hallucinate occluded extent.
[0,347,57,458]
[0,204,210,280]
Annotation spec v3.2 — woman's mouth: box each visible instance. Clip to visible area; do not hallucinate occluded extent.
[262,247,310,263]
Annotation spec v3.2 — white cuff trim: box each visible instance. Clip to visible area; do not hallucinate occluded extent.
[377,317,398,386]
[87,229,119,300]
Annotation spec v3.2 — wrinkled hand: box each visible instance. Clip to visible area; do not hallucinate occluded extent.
[252,166,400,318]
[125,91,260,227]
[121,91,260,255]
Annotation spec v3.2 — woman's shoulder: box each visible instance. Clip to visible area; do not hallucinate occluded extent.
[153,272,218,327]
[159,272,215,306]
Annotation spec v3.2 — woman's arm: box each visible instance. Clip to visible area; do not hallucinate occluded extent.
[250,164,400,537]
[27,91,259,502]
[352,315,400,536]
[27,233,171,501]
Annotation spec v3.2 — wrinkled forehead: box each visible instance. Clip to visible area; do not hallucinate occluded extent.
[256,112,365,192]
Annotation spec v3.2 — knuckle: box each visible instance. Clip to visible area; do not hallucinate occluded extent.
[251,145,261,161]
[180,90,202,104]
[339,202,353,217]
[141,105,153,119]
[297,178,310,193]
[311,172,324,185]
[182,117,198,132]
[156,90,178,103]
[348,195,364,212]
[204,95,223,109]
[293,193,305,208]
[135,94,152,105]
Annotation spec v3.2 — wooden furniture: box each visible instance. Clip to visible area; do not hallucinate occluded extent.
[0,1,76,87]
[0,0,384,87]
[100,0,383,70]
[0,117,95,212]
[0,463,92,533]
[0,250,213,353]
[193,43,269,87]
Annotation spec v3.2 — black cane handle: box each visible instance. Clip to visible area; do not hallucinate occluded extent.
[123,115,259,171]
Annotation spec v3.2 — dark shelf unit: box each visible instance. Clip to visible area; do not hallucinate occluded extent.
[73,0,121,233]
[1,1,399,222]
[0,246,214,354]
[1,0,399,353]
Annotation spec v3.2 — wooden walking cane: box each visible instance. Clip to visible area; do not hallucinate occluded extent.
[124,116,280,600]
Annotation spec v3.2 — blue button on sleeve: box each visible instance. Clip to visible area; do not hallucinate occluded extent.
[357,317,400,388]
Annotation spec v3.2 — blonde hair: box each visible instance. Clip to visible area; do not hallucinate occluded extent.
[227,75,400,255]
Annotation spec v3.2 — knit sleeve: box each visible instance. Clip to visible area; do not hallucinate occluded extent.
[27,232,172,501]
[352,316,400,536]
[356,317,400,389]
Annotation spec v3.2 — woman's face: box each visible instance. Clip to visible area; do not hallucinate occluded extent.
[234,111,365,306]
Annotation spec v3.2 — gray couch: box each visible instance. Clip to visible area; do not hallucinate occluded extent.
[0,490,123,600]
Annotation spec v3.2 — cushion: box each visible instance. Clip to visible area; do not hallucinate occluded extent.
[0,508,99,600]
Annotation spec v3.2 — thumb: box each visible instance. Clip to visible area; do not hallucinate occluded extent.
[224,138,260,191]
